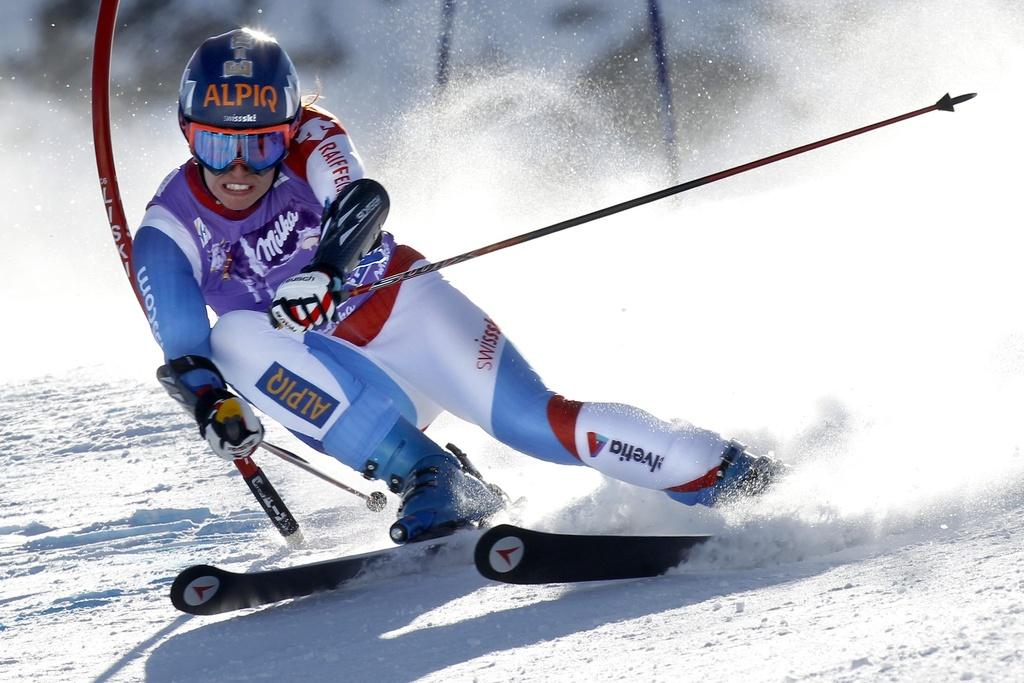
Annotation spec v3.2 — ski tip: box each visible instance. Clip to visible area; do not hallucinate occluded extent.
[170,564,231,616]
[936,92,978,112]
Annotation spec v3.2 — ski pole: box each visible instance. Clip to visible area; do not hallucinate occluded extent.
[259,441,388,512]
[341,92,977,302]
[91,0,302,539]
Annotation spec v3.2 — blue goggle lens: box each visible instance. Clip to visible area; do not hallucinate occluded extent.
[191,129,288,173]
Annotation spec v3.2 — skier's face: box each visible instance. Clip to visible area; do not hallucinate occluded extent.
[203,163,275,211]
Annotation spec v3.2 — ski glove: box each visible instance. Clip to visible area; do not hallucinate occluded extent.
[268,269,344,333]
[195,388,264,461]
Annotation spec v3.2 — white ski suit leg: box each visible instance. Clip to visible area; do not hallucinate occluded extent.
[209,309,421,470]
[209,255,732,505]
[344,264,733,505]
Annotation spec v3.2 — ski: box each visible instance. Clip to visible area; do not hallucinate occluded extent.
[171,524,711,614]
[474,524,710,584]
[170,536,468,615]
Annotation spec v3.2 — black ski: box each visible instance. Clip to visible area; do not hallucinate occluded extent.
[170,537,465,615]
[474,524,710,584]
[171,525,711,614]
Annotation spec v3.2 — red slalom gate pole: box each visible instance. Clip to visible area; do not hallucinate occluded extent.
[91,0,139,307]
[343,92,976,302]
[91,0,302,539]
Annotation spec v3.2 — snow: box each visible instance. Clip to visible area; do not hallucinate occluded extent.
[3,0,1024,681]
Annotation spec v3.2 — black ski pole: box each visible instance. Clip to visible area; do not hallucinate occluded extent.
[342,92,976,302]
[233,455,302,539]
[259,441,388,512]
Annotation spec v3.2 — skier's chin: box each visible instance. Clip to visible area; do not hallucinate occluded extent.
[204,167,274,211]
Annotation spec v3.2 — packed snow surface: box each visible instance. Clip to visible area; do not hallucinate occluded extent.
[2,0,1023,681]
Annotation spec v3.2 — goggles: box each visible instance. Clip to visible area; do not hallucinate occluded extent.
[186,121,293,174]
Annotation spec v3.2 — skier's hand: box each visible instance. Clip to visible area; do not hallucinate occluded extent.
[195,388,264,461]
[268,270,341,333]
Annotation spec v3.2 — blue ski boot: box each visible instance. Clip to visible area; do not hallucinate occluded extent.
[712,440,788,503]
[361,418,506,544]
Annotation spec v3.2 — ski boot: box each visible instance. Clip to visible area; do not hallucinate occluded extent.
[712,440,789,503]
[361,418,505,544]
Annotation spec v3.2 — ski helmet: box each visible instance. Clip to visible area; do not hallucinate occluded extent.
[178,28,300,131]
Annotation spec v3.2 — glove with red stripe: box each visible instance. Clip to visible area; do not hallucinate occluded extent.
[268,269,343,333]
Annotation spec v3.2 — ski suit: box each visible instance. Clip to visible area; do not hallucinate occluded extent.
[134,104,732,505]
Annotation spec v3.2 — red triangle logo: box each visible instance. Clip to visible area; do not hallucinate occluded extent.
[587,432,609,457]
[192,583,215,601]
[496,544,521,567]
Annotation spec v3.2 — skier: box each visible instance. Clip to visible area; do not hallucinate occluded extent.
[135,28,784,544]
